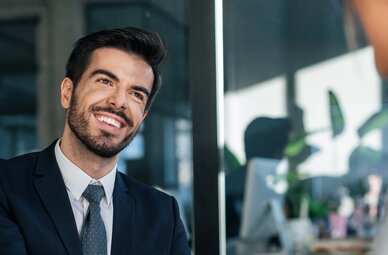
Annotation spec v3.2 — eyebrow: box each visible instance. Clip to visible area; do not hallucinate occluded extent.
[90,69,119,81]
[132,85,150,98]
[90,69,151,97]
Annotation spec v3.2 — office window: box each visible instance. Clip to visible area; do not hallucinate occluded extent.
[0,18,38,158]
[224,1,381,254]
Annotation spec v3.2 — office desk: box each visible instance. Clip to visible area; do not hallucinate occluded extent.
[311,238,373,255]
[227,238,372,255]
[227,238,288,255]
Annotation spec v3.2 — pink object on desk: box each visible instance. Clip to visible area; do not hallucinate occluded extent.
[330,213,347,238]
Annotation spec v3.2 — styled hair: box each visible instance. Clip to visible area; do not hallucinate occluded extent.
[65,27,166,111]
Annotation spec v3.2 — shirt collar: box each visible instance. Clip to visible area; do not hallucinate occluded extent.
[54,139,116,205]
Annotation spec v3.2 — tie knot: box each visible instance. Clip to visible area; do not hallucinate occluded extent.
[83,185,105,204]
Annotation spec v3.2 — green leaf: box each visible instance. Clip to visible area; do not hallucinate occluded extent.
[285,135,307,157]
[358,109,388,138]
[308,198,330,219]
[329,90,345,137]
[285,128,327,157]
[224,145,241,175]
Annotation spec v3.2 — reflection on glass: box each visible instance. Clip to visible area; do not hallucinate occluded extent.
[225,76,287,163]
[296,47,380,176]
[224,1,383,254]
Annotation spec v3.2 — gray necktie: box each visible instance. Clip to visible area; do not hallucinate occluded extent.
[81,185,107,255]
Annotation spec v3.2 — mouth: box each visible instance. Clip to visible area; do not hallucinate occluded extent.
[95,114,124,129]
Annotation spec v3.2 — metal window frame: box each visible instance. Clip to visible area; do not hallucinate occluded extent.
[189,0,225,254]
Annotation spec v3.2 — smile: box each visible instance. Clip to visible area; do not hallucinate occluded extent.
[96,115,122,128]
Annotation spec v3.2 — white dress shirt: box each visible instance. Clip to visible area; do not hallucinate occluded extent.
[54,140,116,255]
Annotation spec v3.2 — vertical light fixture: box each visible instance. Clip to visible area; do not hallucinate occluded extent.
[215,0,226,254]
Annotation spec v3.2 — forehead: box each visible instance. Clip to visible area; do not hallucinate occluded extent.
[85,47,154,86]
[88,47,148,69]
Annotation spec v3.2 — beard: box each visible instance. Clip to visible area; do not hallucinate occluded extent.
[67,93,138,158]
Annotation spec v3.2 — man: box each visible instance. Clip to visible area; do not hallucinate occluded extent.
[0,27,191,255]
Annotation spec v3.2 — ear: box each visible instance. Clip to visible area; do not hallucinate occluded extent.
[60,78,74,109]
[142,110,148,120]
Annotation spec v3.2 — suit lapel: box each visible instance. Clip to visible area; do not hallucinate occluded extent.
[33,142,83,255]
[111,173,135,255]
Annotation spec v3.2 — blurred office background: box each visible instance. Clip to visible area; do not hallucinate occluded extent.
[1,0,387,254]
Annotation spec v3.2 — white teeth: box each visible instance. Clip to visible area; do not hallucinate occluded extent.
[97,116,121,128]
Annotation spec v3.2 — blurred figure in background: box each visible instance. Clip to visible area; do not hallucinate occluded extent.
[349,0,388,77]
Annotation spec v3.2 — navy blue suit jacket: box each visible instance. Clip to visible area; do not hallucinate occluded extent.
[0,141,191,255]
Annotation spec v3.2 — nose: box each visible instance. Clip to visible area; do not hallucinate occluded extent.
[107,88,127,109]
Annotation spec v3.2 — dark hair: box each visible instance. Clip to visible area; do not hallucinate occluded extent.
[66,27,166,111]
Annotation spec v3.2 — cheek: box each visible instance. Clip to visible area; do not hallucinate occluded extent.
[78,87,104,101]
[77,91,104,109]
[128,105,146,124]
[133,112,145,125]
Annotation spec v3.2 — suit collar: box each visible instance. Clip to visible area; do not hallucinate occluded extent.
[33,140,83,255]
[111,173,135,255]
[54,139,117,204]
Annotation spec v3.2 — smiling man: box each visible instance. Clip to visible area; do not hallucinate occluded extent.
[0,27,191,255]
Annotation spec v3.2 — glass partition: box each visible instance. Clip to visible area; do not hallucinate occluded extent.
[224,1,383,254]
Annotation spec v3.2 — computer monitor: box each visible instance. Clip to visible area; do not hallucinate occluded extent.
[239,157,292,252]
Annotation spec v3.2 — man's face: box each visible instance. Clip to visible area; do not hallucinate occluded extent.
[61,47,154,158]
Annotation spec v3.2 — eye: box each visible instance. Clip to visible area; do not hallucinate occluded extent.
[97,78,112,86]
[129,91,146,102]
[131,92,143,100]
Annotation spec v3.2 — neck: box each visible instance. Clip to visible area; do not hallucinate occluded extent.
[60,129,117,180]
